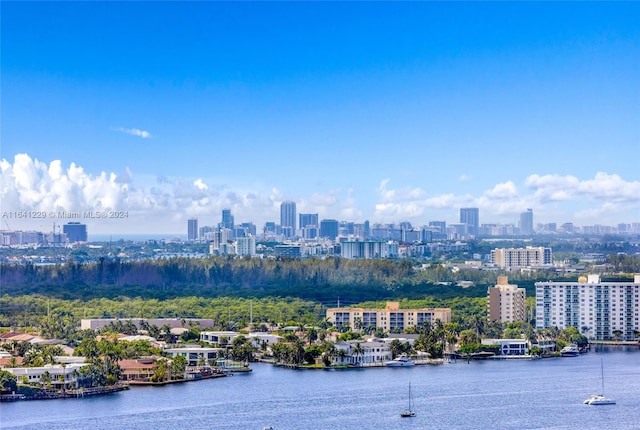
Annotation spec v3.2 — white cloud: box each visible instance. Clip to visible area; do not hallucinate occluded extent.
[526,172,640,203]
[1,154,638,233]
[113,127,152,139]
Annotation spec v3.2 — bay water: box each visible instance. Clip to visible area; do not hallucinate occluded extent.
[1,346,638,429]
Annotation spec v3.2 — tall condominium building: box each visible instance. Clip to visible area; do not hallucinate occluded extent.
[326,301,451,333]
[519,209,534,235]
[319,219,339,240]
[221,209,234,230]
[488,276,526,323]
[63,222,87,243]
[236,235,256,257]
[535,274,640,341]
[299,213,318,229]
[341,240,398,259]
[491,246,552,269]
[280,201,296,238]
[299,213,318,239]
[428,221,446,236]
[459,208,479,237]
[187,218,198,241]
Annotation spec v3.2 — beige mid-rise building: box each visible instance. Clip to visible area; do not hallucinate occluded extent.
[487,276,526,323]
[326,301,451,333]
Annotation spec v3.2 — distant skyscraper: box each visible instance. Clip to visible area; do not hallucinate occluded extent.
[320,219,339,240]
[519,209,534,236]
[460,208,479,237]
[280,201,296,238]
[63,222,87,243]
[221,209,234,230]
[428,221,447,237]
[299,213,318,229]
[187,218,198,241]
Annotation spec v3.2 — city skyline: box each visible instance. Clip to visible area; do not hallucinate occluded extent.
[2,2,639,234]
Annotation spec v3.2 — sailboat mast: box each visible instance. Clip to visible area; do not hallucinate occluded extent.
[601,359,605,393]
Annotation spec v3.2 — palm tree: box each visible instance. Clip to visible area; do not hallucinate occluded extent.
[337,348,348,365]
[351,342,365,366]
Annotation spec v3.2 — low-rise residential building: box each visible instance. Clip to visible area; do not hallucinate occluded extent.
[481,339,528,356]
[247,333,282,349]
[332,340,392,366]
[6,363,88,389]
[164,346,223,367]
[80,318,214,331]
[535,274,640,341]
[199,331,242,346]
[326,301,451,333]
[118,357,159,381]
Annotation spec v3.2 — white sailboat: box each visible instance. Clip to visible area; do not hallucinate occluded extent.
[400,383,416,417]
[584,359,616,405]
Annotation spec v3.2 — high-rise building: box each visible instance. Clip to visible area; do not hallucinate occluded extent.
[491,246,552,269]
[280,201,297,238]
[187,218,198,241]
[319,219,339,240]
[236,235,256,257]
[299,213,318,239]
[459,208,479,237]
[341,240,398,259]
[63,222,87,243]
[519,209,534,235]
[221,209,234,230]
[488,276,526,323]
[299,213,318,229]
[535,274,640,341]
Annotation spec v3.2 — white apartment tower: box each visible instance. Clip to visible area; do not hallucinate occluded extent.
[535,274,640,341]
[491,246,552,269]
[236,235,256,257]
[488,276,526,323]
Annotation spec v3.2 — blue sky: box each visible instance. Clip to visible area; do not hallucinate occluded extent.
[2,1,639,235]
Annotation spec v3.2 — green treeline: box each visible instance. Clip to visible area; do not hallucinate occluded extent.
[1,256,500,302]
[3,255,636,303]
[0,294,488,338]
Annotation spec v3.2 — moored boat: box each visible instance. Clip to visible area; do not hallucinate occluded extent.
[386,355,415,367]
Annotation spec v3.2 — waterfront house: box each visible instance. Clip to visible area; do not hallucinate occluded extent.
[199,331,242,347]
[6,363,88,389]
[118,357,159,381]
[481,339,528,356]
[164,346,223,367]
[333,340,392,366]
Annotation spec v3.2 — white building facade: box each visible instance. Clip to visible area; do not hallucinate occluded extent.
[535,274,640,341]
[492,246,552,270]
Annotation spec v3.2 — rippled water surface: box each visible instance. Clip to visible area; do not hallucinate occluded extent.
[2,346,638,429]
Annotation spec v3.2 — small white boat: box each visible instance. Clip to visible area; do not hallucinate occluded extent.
[400,383,416,418]
[584,359,615,406]
[583,394,616,405]
[386,355,415,367]
[560,344,580,357]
